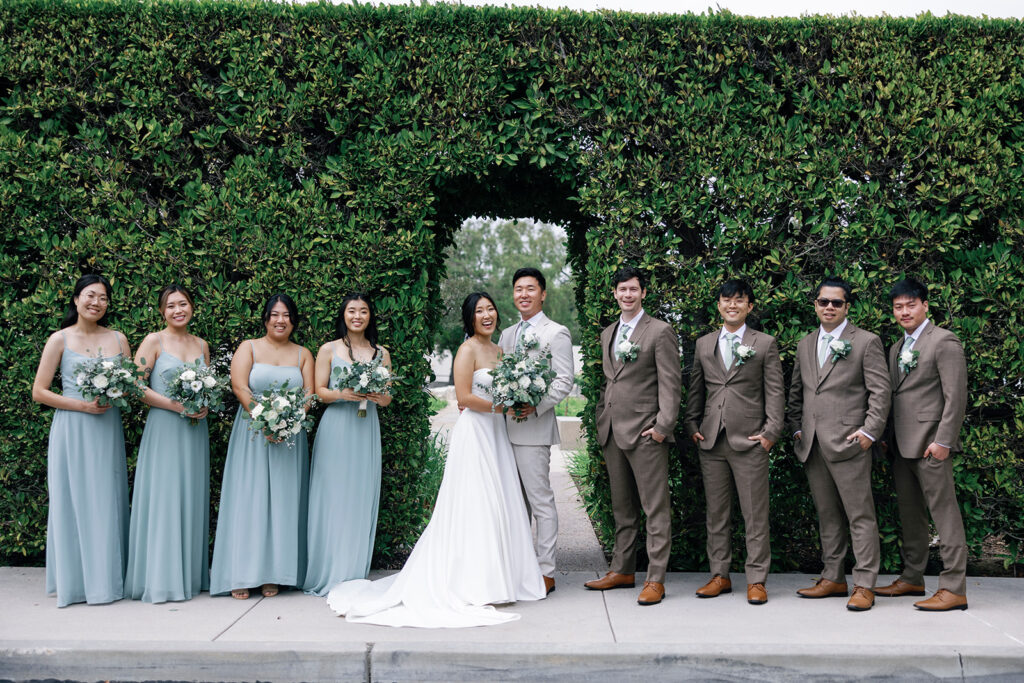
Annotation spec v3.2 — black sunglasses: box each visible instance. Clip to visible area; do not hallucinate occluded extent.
[815,298,847,308]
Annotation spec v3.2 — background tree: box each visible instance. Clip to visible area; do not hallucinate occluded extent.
[435,217,579,378]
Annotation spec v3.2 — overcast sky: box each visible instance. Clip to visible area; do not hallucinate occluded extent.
[357,0,1023,19]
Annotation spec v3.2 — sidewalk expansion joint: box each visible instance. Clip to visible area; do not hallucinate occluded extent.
[365,641,374,683]
[211,595,264,641]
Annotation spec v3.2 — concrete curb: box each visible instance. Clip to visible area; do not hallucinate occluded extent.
[4,641,1024,682]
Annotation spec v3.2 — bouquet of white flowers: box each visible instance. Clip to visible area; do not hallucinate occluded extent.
[164,359,229,425]
[486,348,556,422]
[332,357,394,417]
[247,381,315,446]
[73,356,145,409]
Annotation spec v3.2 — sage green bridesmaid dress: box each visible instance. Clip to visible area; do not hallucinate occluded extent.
[124,342,210,602]
[45,331,129,607]
[209,344,309,595]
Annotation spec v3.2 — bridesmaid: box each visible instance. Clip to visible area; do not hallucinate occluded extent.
[31,274,131,607]
[210,293,314,599]
[124,284,211,603]
[303,293,392,596]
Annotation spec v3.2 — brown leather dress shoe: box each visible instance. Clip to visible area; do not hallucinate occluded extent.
[637,581,665,605]
[584,571,635,591]
[747,583,767,605]
[874,578,926,597]
[696,575,732,598]
[796,578,849,599]
[544,575,555,595]
[914,589,968,611]
[846,586,874,611]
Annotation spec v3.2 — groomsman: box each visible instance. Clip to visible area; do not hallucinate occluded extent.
[875,278,969,611]
[498,267,574,595]
[684,279,784,605]
[585,267,681,605]
[787,277,889,612]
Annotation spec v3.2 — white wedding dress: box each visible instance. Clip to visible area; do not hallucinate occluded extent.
[326,369,546,627]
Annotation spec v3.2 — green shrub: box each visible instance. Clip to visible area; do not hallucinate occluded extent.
[1,1,1020,572]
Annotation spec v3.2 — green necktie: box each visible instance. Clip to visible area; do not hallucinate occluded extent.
[818,334,833,368]
[515,320,530,352]
[901,335,915,355]
[722,332,736,369]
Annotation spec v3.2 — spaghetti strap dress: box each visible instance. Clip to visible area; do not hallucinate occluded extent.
[45,332,129,607]
[210,345,309,594]
[302,348,382,596]
[124,342,211,602]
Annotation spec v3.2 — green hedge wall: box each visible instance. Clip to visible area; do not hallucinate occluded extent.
[2,1,1021,572]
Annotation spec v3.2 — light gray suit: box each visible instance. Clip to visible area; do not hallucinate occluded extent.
[787,322,890,588]
[498,311,574,577]
[888,320,969,595]
[684,327,784,584]
[595,313,681,583]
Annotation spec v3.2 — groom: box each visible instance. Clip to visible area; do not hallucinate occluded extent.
[498,267,574,595]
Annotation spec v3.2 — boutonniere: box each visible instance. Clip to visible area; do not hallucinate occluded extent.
[732,342,756,366]
[519,329,539,351]
[828,339,852,363]
[615,338,639,363]
[898,348,920,373]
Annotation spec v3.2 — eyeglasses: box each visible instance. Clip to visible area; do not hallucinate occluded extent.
[815,298,847,308]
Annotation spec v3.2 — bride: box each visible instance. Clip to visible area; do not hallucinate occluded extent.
[326,292,546,627]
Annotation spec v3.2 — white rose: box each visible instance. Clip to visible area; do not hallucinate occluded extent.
[533,376,546,389]
[617,341,631,354]
[518,375,532,388]
[265,409,279,422]
[180,369,196,381]
[250,404,264,418]
[106,387,123,398]
[358,372,371,386]
[118,368,133,378]
[515,361,527,371]
[76,372,88,386]
[900,350,915,364]
[92,374,109,389]
[291,422,303,435]
[374,366,389,378]
[273,396,289,410]
[202,375,217,388]
[274,421,289,434]
[829,340,845,352]
[101,361,115,370]
[190,380,204,392]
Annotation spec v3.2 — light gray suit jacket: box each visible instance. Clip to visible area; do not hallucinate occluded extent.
[787,322,890,463]
[497,311,574,446]
[889,322,968,459]
[684,327,785,452]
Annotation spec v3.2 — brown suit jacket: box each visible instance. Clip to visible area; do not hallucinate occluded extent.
[595,314,682,451]
[787,322,890,463]
[683,328,785,452]
[889,322,968,459]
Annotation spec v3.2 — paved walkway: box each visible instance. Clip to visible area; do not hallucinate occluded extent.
[2,567,1022,681]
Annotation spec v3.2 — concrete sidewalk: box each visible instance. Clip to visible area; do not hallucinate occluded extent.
[2,566,1022,681]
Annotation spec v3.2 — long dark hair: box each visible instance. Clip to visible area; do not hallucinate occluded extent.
[461,292,500,337]
[335,293,379,350]
[261,293,301,335]
[61,274,112,329]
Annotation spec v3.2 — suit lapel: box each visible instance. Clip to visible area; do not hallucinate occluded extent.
[602,324,618,377]
[613,317,649,379]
